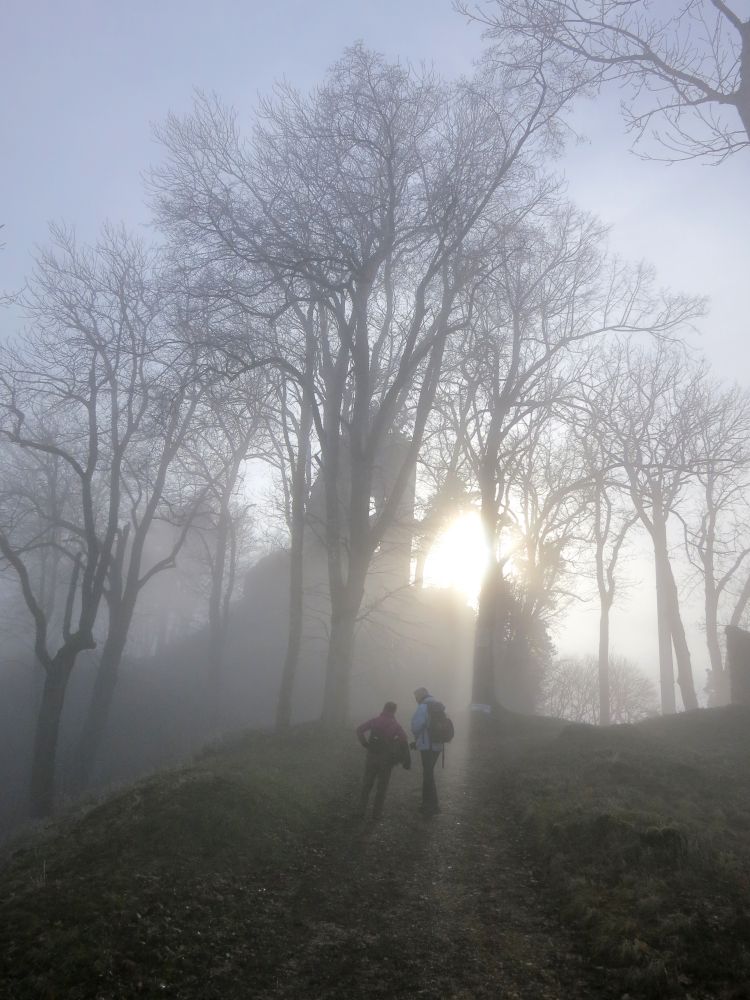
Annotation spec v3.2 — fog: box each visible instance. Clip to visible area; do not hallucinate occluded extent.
[1,0,749,835]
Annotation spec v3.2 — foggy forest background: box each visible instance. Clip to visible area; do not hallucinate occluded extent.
[1,0,749,827]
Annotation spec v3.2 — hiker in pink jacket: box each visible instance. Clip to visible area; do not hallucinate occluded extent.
[356,701,410,820]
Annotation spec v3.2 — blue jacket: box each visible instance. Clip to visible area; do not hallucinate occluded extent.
[411,695,443,751]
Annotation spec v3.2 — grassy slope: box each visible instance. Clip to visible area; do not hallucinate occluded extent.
[0,727,358,1000]
[496,706,750,999]
[1,708,749,999]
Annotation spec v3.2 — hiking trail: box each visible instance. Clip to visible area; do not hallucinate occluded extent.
[247,718,614,1000]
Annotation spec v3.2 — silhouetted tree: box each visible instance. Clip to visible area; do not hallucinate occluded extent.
[491,411,595,711]
[453,201,697,709]
[571,369,639,725]
[587,342,709,713]
[682,377,750,704]
[152,45,571,725]
[541,653,658,724]
[458,0,750,161]
[261,309,319,732]
[0,226,208,813]
[176,372,265,727]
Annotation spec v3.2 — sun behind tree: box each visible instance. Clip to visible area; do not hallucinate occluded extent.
[422,512,490,608]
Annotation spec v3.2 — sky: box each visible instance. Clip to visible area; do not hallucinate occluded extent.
[3,0,749,698]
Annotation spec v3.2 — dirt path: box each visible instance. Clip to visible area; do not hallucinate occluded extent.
[249,722,615,999]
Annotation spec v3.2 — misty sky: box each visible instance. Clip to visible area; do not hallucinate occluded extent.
[3,0,749,697]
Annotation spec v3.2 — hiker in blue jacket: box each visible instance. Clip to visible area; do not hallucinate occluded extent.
[410,686,442,816]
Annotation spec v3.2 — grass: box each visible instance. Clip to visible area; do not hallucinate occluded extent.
[0,725,359,1000]
[2,707,750,999]
[494,706,750,999]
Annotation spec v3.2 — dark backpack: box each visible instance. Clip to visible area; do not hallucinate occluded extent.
[427,701,455,745]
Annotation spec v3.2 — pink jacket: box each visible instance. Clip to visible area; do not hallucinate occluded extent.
[357,712,408,744]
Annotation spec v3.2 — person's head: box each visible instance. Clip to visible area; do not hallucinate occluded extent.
[414,687,429,704]
[382,701,397,715]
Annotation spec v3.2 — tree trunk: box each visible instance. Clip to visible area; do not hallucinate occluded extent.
[598,595,612,726]
[651,506,676,714]
[207,622,227,730]
[321,600,358,726]
[413,548,427,590]
[206,513,231,730]
[276,535,305,731]
[472,418,506,710]
[704,577,728,705]
[726,625,750,705]
[472,560,501,706]
[594,512,612,726]
[276,367,313,732]
[74,625,129,790]
[664,560,699,710]
[29,650,75,818]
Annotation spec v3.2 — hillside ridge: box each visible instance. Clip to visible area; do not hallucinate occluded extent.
[1,709,749,999]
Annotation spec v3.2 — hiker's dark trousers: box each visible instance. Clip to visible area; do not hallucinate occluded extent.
[420,749,441,814]
[360,752,393,819]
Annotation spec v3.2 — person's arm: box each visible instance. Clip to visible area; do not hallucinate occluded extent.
[356,718,374,747]
[411,704,428,737]
[395,722,408,743]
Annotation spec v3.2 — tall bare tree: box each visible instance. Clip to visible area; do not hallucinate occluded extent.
[587,342,710,713]
[682,376,750,703]
[152,45,571,725]
[453,200,697,709]
[0,226,207,813]
[458,0,750,161]
[135,371,264,738]
[491,411,592,711]
[573,405,638,725]
[271,321,318,732]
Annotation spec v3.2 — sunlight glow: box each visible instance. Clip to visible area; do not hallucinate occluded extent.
[422,512,489,607]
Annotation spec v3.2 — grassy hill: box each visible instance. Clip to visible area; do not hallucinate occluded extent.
[493,707,750,999]
[1,708,749,999]
[0,727,355,1000]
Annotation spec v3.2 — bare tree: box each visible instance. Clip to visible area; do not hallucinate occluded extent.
[152,45,571,725]
[458,0,750,162]
[0,226,207,813]
[274,338,318,732]
[510,415,590,619]
[572,388,638,725]
[158,371,264,733]
[0,444,77,630]
[541,653,658,724]
[489,410,595,710]
[541,655,599,723]
[682,376,750,703]
[587,341,711,713]
[453,200,697,709]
